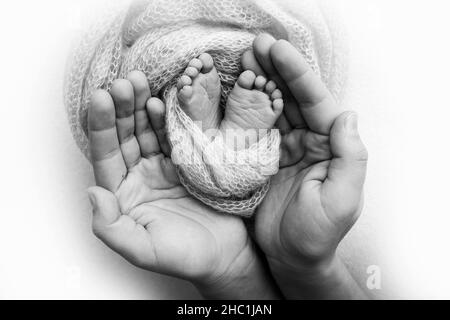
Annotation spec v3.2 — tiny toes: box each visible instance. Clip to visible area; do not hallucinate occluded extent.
[237,70,256,89]
[180,57,203,90]
[198,53,214,73]
[177,53,221,132]
[272,99,284,114]
[179,85,193,99]
[184,66,199,78]
[265,80,277,94]
[271,89,283,100]
[177,75,192,90]
[188,58,203,70]
[254,75,267,91]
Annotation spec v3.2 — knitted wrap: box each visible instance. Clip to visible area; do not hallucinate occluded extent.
[65,0,347,217]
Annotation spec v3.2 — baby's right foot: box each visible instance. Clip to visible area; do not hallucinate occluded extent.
[177,53,222,131]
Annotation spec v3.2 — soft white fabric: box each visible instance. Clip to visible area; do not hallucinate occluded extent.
[64,0,347,217]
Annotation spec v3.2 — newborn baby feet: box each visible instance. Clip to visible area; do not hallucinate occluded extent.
[221,70,283,147]
[177,53,283,150]
[177,53,222,131]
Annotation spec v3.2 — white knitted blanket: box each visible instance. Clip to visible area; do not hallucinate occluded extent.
[65,0,347,217]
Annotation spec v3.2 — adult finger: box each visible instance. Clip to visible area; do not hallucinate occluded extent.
[270,40,344,135]
[126,71,161,157]
[147,97,171,156]
[253,34,304,129]
[241,50,266,77]
[324,112,368,198]
[110,79,141,168]
[88,90,127,192]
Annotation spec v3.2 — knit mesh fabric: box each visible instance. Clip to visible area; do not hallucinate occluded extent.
[64,0,347,217]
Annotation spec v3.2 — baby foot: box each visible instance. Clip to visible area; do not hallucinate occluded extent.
[177,53,222,131]
[220,70,284,149]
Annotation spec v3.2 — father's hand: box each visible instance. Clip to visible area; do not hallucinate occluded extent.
[242,34,368,299]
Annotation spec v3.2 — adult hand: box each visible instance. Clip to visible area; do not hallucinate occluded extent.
[86,71,279,299]
[242,34,368,299]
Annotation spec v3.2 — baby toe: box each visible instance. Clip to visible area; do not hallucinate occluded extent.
[178,85,193,100]
[271,89,283,100]
[177,75,192,90]
[198,53,214,73]
[265,80,277,94]
[184,66,199,78]
[272,99,284,116]
[236,70,256,90]
[188,58,203,71]
[254,75,267,91]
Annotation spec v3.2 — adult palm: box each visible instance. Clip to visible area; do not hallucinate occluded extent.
[86,72,249,284]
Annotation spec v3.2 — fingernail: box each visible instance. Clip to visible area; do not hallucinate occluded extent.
[345,112,358,132]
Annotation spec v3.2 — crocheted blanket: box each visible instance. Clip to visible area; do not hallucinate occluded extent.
[64,0,347,217]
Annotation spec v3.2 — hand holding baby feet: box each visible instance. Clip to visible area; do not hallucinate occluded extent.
[243,34,369,299]
[87,71,280,299]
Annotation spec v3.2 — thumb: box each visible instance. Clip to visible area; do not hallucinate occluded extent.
[87,186,121,236]
[326,112,368,194]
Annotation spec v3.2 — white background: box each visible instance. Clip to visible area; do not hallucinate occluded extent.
[0,0,448,299]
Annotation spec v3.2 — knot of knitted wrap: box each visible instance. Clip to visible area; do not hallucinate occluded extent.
[65,0,347,217]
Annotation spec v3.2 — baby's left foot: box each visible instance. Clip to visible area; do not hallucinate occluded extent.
[220,70,283,149]
[177,53,222,131]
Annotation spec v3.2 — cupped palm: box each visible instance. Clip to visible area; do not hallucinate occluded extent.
[87,72,249,283]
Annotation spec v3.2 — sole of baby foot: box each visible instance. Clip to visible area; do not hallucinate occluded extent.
[220,70,283,150]
[177,53,222,131]
[221,70,283,131]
